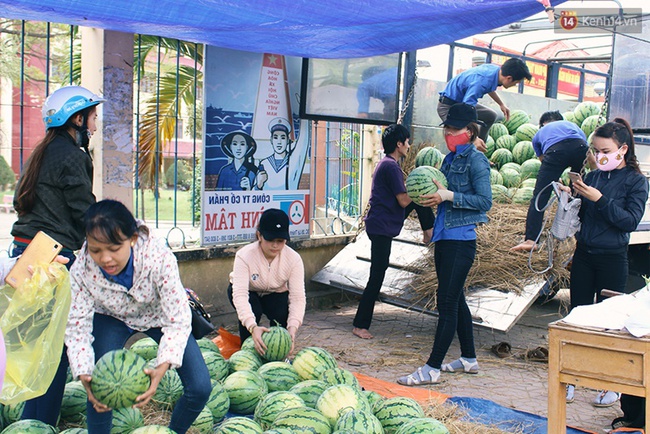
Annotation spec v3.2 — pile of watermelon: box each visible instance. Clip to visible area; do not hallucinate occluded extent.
[487,103,601,205]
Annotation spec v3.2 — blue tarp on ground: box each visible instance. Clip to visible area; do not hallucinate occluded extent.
[0,0,566,58]
[449,396,596,434]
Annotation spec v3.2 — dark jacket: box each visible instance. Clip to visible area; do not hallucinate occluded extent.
[576,166,648,254]
[11,131,95,250]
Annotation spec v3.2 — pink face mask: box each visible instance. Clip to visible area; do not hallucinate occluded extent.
[445,131,471,153]
[595,150,623,172]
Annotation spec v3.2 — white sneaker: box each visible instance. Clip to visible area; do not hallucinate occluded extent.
[593,390,620,407]
[566,384,575,403]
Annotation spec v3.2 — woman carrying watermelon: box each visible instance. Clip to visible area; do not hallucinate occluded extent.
[398,103,492,386]
[65,200,212,434]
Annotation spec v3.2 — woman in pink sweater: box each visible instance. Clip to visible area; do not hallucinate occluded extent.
[228,208,306,355]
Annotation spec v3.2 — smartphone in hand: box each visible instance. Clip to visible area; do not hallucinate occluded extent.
[5,231,63,289]
[568,171,582,184]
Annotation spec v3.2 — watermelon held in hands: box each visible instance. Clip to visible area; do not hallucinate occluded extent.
[405,166,448,206]
[90,349,151,409]
[261,326,293,361]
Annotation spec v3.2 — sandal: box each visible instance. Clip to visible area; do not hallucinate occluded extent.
[441,357,479,374]
[397,366,441,386]
[525,346,549,362]
[491,342,511,358]
[593,390,620,408]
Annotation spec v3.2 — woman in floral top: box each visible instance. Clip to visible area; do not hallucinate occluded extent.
[64,199,210,434]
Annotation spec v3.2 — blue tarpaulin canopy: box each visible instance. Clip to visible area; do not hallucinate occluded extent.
[0,0,564,58]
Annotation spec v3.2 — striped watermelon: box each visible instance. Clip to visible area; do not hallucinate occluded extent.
[291,347,338,381]
[500,168,521,188]
[241,337,256,353]
[373,397,425,434]
[130,426,176,434]
[152,369,183,410]
[489,168,503,186]
[489,148,513,169]
[1,420,57,433]
[91,349,151,409]
[258,361,300,392]
[319,368,359,389]
[316,384,370,427]
[488,122,509,141]
[197,337,222,355]
[503,110,530,135]
[1,401,25,426]
[60,380,87,423]
[562,111,578,126]
[581,114,604,137]
[484,136,496,158]
[223,370,268,414]
[262,327,293,362]
[60,429,88,434]
[335,409,383,433]
[395,417,449,434]
[215,416,263,433]
[111,407,145,433]
[512,141,535,164]
[405,166,448,206]
[203,351,230,381]
[66,367,74,383]
[521,178,537,189]
[500,162,521,173]
[495,135,517,151]
[363,390,384,409]
[491,184,510,204]
[129,337,158,361]
[207,380,230,422]
[190,405,214,434]
[414,147,443,169]
[520,159,541,180]
[273,406,331,434]
[515,123,538,143]
[512,187,535,205]
[254,391,306,429]
[289,380,329,409]
[229,350,264,373]
[573,101,600,125]
[561,168,571,186]
[262,429,293,434]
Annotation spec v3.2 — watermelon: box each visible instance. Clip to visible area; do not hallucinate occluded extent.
[1,401,25,426]
[562,111,578,126]
[373,397,425,434]
[262,430,293,434]
[261,327,293,362]
[129,337,158,361]
[500,168,521,188]
[319,367,359,389]
[363,390,384,409]
[484,136,496,158]
[581,114,604,137]
[292,347,338,381]
[405,166,448,206]
[206,380,231,422]
[152,368,183,410]
[489,148,513,170]
[503,110,530,135]
[60,380,87,423]
[414,147,443,169]
[254,391,306,429]
[203,351,230,382]
[515,123,538,143]
[521,178,537,189]
[489,168,503,185]
[273,406,332,434]
[491,184,510,204]
[1,420,57,433]
[60,429,88,434]
[90,349,151,409]
[130,426,176,434]
[573,101,600,125]
[335,409,383,433]
[488,123,509,142]
[190,405,214,434]
[229,350,264,373]
[215,417,263,433]
[495,135,517,151]
[395,417,449,434]
[520,159,542,180]
[561,168,571,186]
[512,141,535,164]
[500,162,521,173]
[111,407,145,434]
[512,187,535,205]
[223,370,268,414]
[316,384,370,427]
[197,337,222,355]
[241,337,257,353]
[289,380,329,409]
[258,361,301,392]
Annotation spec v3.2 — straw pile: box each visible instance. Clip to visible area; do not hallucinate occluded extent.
[424,400,525,434]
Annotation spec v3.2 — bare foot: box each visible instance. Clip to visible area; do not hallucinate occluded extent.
[352,328,373,339]
[510,240,536,252]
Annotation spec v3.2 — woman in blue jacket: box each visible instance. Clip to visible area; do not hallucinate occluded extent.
[398,103,492,385]
[567,118,648,407]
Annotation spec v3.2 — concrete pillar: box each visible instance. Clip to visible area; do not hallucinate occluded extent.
[81,28,134,211]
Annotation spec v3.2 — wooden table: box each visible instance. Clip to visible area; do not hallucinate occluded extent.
[548,321,650,433]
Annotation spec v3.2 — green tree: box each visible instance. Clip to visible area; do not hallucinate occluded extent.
[0,155,16,191]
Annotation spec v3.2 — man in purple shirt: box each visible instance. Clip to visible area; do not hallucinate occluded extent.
[511,111,588,251]
[352,124,434,339]
[438,58,532,150]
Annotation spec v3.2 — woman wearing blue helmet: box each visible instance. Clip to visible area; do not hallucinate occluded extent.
[10,85,105,426]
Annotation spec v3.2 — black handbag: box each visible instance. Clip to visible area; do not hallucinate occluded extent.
[186,288,215,339]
